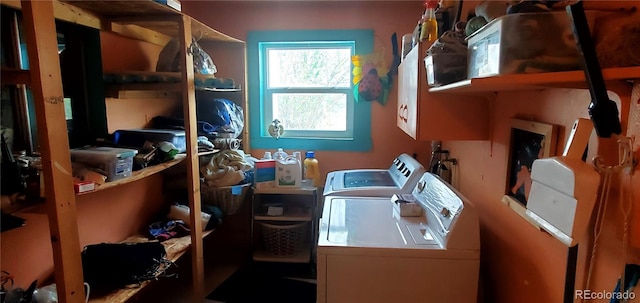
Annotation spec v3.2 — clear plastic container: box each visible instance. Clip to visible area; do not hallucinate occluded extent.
[467,11,595,78]
[70,147,138,181]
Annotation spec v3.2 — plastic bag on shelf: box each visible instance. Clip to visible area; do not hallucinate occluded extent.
[196,97,244,139]
[156,37,217,76]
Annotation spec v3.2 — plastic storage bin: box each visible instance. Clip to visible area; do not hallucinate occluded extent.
[425,53,467,87]
[467,11,594,78]
[260,221,307,256]
[70,147,138,182]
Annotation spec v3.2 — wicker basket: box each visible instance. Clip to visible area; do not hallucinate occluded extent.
[200,183,251,215]
[260,221,307,256]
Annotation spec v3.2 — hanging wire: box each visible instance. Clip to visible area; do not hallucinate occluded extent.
[584,166,612,293]
[585,135,636,298]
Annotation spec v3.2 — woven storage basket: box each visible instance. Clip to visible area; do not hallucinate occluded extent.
[200,183,251,215]
[260,221,307,256]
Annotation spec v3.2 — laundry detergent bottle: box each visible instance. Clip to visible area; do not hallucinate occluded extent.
[276,155,301,187]
[303,151,321,187]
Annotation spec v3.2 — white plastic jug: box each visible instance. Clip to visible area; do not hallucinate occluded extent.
[276,155,302,187]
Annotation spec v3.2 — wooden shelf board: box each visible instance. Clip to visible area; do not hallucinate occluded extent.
[88,229,215,303]
[195,86,242,93]
[1,68,31,85]
[428,66,640,94]
[104,82,182,97]
[59,0,244,44]
[6,1,244,45]
[77,154,186,195]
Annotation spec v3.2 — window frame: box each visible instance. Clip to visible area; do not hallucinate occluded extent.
[263,41,354,139]
[247,29,373,152]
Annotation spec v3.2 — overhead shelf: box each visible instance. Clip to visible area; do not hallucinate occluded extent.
[60,0,243,44]
[2,0,243,45]
[103,71,242,98]
[428,66,640,94]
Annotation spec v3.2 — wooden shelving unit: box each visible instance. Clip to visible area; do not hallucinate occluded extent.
[0,1,247,302]
[251,187,318,265]
[428,66,640,94]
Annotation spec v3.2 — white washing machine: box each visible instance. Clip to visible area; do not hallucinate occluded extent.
[317,173,480,303]
[323,153,425,197]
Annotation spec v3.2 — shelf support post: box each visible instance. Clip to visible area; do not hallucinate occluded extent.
[21,1,86,303]
[176,14,206,302]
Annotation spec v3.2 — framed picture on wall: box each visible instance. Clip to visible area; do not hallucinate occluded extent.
[503,118,558,211]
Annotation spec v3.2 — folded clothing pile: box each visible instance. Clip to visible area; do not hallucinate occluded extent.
[200,149,252,187]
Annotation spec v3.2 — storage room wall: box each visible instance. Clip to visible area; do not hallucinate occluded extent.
[182,1,640,303]
[100,32,181,132]
[1,176,166,288]
[446,83,640,303]
[183,0,431,179]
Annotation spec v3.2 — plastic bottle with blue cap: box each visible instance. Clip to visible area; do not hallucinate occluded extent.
[303,151,320,188]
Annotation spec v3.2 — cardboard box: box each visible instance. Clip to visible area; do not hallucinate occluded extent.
[254,159,276,188]
[74,181,95,194]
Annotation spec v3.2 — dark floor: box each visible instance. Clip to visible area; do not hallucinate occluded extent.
[206,261,317,303]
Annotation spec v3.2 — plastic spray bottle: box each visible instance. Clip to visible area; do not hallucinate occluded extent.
[420,0,439,43]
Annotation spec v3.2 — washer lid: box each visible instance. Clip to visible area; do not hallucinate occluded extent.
[322,197,441,249]
[342,170,395,188]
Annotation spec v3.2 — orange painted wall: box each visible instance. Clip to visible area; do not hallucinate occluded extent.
[1,176,167,288]
[184,1,432,180]
[182,1,640,303]
[100,32,161,73]
[447,86,640,303]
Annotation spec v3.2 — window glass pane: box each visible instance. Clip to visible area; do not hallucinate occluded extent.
[267,47,351,88]
[63,97,73,120]
[272,93,346,131]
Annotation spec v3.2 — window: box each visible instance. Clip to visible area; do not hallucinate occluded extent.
[248,30,373,151]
